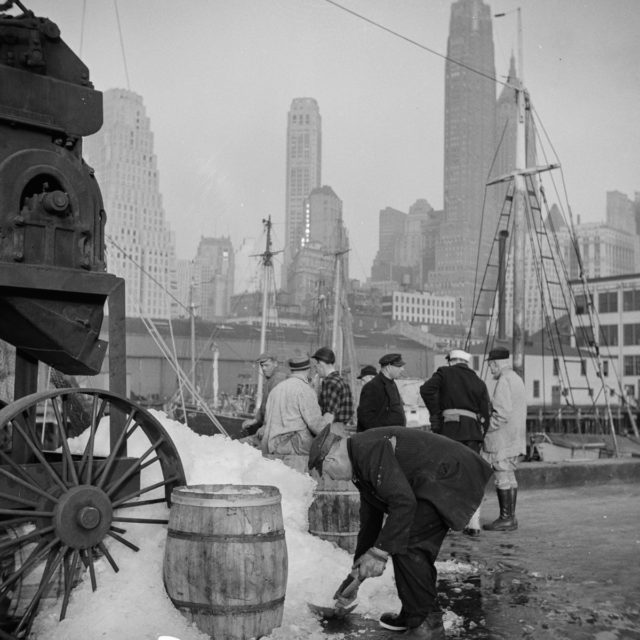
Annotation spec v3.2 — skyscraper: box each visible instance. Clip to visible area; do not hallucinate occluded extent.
[84,89,176,318]
[287,185,347,313]
[429,0,497,323]
[192,236,234,321]
[283,97,322,286]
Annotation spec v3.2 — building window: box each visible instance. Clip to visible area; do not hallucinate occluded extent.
[602,360,609,377]
[623,323,640,346]
[623,355,640,376]
[576,325,594,348]
[598,291,618,313]
[575,294,591,315]
[599,324,619,347]
[580,360,586,376]
[553,358,559,376]
[533,380,540,398]
[623,290,640,311]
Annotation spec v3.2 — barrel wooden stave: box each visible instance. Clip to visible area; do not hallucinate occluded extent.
[163,485,287,640]
[308,473,360,554]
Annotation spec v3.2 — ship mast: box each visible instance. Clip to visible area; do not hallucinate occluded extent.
[511,6,526,378]
[256,216,276,402]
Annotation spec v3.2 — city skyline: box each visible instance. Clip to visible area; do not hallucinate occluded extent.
[23,0,640,283]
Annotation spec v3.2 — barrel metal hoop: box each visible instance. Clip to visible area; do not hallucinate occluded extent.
[166,528,285,543]
[313,490,358,495]
[308,529,357,538]
[170,595,285,615]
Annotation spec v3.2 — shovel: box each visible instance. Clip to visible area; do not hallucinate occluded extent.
[308,569,364,620]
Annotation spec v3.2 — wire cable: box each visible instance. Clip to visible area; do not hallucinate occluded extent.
[323,0,509,89]
[113,0,131,90]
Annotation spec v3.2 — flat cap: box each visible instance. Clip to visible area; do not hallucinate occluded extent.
[379,353,405,367]
[446,349,471,362]
[357,365,377,379]
[311,346,335,364]
[487,347,510,361]
[308,425,343,474]
[256,352,277,363]
[288,355,311,371]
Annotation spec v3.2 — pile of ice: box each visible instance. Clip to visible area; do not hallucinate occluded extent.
[31,412,476,639]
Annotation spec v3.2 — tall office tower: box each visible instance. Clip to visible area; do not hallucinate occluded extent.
[606,191,636,234]
[287,185,348,312]
[84,89,177,318]
[283,98,322,286]
[429,0,497,324]
[191,237,234,321]
[371,207,407,283]
[371,201,436,289]
[175,258,195,318]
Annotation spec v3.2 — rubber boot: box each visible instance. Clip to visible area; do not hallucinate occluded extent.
[392,612,445,639]
[482,488,518,531]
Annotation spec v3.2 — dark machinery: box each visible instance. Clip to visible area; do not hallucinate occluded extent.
[0,3,186,637]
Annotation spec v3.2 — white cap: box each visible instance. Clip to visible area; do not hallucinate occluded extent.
[447,349,471,362]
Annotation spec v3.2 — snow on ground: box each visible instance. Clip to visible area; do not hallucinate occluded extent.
[30,412,476,640]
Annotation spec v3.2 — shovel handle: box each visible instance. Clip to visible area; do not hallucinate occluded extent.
[336,571,363,600]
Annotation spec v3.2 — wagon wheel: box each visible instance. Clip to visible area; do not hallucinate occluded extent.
[0,388,186,639]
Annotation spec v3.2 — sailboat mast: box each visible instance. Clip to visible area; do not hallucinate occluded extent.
[511,7,526,379]
[256,216,274,402]
[331,252,342,365]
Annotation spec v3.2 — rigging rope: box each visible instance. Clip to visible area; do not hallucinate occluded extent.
[323,0,510,89]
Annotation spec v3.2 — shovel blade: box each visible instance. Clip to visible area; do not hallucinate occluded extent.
[307,600,358,620]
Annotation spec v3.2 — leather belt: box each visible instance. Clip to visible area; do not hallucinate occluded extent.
[442,408,478,422]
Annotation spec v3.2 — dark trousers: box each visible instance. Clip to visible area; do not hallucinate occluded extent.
[391,500,449,628]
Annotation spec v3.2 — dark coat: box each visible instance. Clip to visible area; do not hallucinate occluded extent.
[356,373,406,431]
[347,427,493,556]
[419,363,491,442]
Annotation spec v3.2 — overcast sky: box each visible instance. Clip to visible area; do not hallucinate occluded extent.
[24,0,640,282]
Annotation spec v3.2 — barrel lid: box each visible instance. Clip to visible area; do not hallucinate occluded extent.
[171,484,282,507]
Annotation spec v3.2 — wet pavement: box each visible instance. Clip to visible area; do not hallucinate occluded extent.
[317,483,640,639]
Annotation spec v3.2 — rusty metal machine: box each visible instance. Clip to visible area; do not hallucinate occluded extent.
[0,3,185,637]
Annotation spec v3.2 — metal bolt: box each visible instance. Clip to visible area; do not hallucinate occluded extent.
[77,506,101,529]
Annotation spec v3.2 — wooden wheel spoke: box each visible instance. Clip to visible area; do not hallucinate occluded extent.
[97,541,119,573]
[0,465,59,503]
[0,535,60,593]
[111,475,181,509]
[113,497,167,509]
[0,489,39,508]
[60,549,80,621]
[0,508,53,518]
[77,395,99,483]
[0,446,41,486]
[15,545,67,636]
[51,396,79,486]
[86,546,97,591]
[112,516,169,525]
[105,437,165,497]
[0,525,54,554]
[95,412,138,489]
[9,415,68,493]
[107,529,140,552]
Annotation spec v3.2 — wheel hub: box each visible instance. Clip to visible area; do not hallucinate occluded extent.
[53,485,113,549]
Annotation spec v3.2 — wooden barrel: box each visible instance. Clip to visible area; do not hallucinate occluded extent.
[308,473,360,553]
[163,484,287,640]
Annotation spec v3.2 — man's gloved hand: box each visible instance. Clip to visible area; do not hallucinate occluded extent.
[354,547,389,579]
